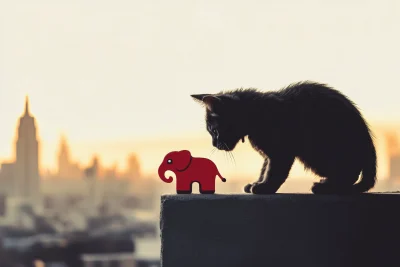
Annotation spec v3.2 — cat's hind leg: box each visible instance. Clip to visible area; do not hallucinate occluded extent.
[244,158,268,193]
[311,175,359,195]
[251,155,295,194]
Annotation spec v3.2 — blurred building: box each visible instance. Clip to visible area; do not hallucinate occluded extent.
[0,162,15,194]
[134,237,161,267]
[57,135,83,179]
[0,97,42,212]
[389,155,400,181]
[81,253,135,267]
[15,97,41,211]
[386,131,400,183]
[125,153,141,180]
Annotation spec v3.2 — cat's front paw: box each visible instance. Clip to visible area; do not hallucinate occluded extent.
[251,183,277,194]
[244,183,253,193]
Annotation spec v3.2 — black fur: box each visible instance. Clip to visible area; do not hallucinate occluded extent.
[191,81,377,194]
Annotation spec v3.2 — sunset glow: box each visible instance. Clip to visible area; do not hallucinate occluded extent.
[1,0,399,180]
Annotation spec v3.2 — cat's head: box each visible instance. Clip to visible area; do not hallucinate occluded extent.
[191,93,246,151]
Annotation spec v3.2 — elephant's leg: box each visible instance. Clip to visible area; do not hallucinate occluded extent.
[199,184,215,194]
[176,179,192,194]
[244,158,269,193]
[251,154,295,194]
[198,180,215,194]
[177,189,192,194]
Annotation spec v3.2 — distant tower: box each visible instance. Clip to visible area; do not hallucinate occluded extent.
[126,153,141,179]
[386,131,400,182]
[14,96,41,208]
[57,134,71,177]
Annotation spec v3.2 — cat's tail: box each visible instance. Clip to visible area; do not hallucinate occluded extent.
[351,132,377,193]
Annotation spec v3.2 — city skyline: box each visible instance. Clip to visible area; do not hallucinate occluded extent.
[0,97,143,180]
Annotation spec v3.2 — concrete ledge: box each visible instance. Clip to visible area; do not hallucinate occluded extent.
[160,193,400,267]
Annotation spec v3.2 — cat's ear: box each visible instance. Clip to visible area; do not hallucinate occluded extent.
[191,94,221,111]
[202,95,222,111]
[191,94,210,103]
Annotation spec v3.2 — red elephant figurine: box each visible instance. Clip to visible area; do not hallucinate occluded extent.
[158,150,227,194]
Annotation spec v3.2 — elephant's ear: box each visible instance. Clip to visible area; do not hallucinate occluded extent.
[175,150,192,171]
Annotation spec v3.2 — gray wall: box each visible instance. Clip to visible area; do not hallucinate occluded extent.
[160,193,400,267]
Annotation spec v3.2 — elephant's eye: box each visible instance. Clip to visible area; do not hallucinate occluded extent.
[167,159,172,164]
[212,129,218,135]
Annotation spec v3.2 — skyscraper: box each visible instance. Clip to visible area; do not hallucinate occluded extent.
[14,96,41,208]
[57,134,71,177]
[56,134,83,179]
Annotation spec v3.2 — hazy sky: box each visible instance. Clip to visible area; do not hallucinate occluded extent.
[0,0,399,177]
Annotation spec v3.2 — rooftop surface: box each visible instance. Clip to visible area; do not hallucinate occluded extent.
[160,193,400,267]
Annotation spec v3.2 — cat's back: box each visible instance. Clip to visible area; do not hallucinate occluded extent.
[276,81,361,114]
[277,81,348,101]
[274,81,371,139]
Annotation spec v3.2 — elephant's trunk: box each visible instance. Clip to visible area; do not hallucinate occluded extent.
[158,164,173,183]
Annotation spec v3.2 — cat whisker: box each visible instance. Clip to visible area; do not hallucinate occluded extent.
[229,151,236,166]
[226,151,232,165]
[208,147,216,157]
[222,142,228,159]
[223,142,230,152]
[219,142,227,163]
[222,142,236,166]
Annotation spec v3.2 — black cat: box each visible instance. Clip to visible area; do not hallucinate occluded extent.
[191,81,377,194]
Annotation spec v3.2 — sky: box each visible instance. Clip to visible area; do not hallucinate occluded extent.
[0,0,399,178]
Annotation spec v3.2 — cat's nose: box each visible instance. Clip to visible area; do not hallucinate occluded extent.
[212,140,222,150]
